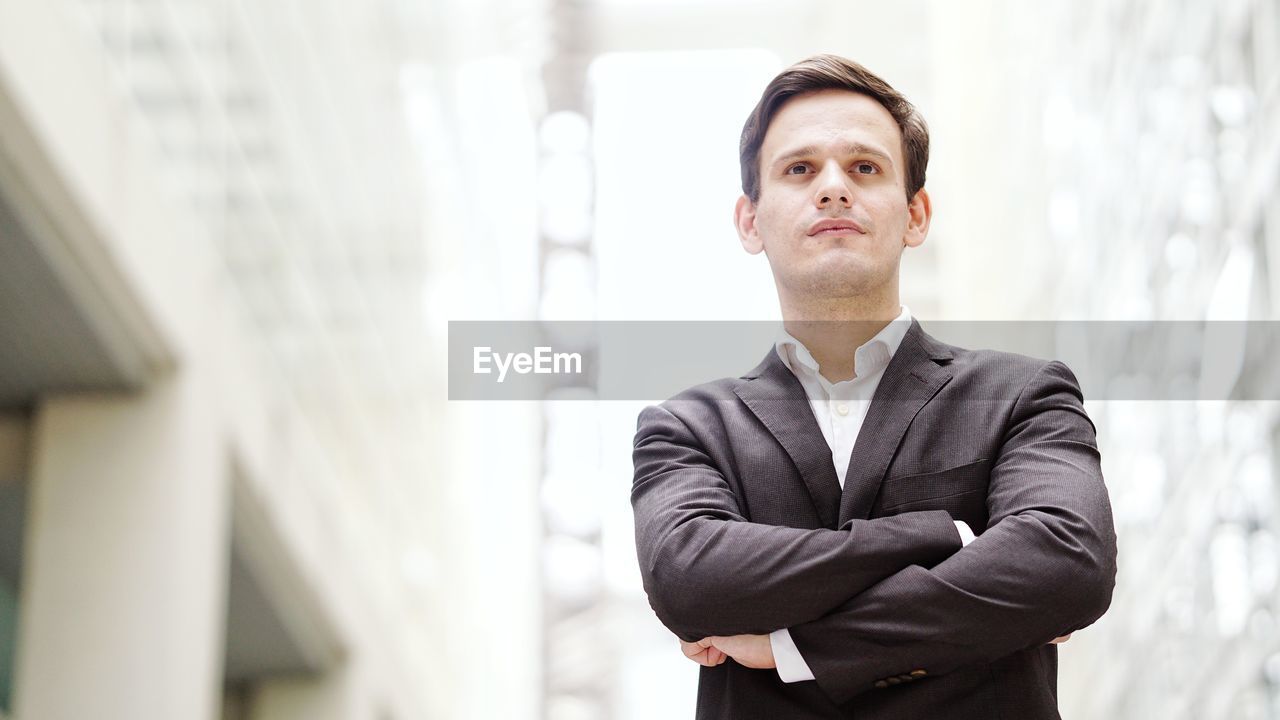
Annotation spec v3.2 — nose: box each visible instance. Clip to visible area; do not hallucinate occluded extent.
[813,160,852,209]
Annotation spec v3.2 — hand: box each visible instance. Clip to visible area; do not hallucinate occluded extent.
[680,637,727,667]
[707,634,776,670]
[1050,633,1072,644]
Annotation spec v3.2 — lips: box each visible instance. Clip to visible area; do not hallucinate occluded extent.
[807,218,867,236]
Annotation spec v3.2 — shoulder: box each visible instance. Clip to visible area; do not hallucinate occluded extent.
[637,376,751,434]
[922,328,1085,402]
[925,335,1096,445]
[634,352,773,437]
[950,346,1056,380]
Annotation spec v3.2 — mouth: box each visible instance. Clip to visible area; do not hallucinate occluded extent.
[807,219,867,236]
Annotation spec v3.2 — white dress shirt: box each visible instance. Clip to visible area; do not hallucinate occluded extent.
[766,306,975,683]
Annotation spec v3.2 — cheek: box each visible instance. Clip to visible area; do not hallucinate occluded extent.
[870,199,909,233]
[755,206,796,242]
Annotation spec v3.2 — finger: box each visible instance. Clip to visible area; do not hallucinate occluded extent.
[1051,633,1072,644]
[683,646,710,665]
[708,636,735,655]
[697,637,715,648]
[708,647,725,664]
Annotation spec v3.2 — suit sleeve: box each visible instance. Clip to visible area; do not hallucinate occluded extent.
[632,402,964,642]
[786,360,1119,705]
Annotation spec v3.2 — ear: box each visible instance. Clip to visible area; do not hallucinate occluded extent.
[903,187,932,249]
[735,195,764,255]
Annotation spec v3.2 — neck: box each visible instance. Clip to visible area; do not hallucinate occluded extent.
[780,292,902,383]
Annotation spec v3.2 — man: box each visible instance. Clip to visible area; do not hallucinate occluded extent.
[631,54,1117,719]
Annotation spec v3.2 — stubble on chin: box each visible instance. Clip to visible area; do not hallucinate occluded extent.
[781,253,892,301]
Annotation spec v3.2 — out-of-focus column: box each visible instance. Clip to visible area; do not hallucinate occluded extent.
[247,661,360,720]
[13,368,228,720]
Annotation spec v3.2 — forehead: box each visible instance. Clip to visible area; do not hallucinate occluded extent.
[760,89,903,165]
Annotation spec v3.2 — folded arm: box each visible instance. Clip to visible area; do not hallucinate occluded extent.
[632,403,962,642]
[787,361,1118,704]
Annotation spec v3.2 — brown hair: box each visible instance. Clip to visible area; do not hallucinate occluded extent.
[739,54,929,203]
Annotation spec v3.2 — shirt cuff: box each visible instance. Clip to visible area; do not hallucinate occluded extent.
[769,628,816,683]
[954,520,976,547]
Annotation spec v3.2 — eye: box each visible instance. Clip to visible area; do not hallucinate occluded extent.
[784,163,811,175]
[852,162,879,175]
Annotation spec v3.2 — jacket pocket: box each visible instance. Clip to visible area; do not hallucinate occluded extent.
[877,458,990,511]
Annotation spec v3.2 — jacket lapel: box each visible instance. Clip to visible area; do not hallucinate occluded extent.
[734,349,843,529]
[837,320,954,526]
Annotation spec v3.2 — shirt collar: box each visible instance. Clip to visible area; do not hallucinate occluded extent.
[774,305,913,381]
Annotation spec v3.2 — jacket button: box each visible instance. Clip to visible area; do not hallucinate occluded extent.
[874,680,889,689]
[886,677,902,685]
[910,669,927,678]
[897,674,914,682]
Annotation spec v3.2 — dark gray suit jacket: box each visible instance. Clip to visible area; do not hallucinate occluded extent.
[631,319,1117,719]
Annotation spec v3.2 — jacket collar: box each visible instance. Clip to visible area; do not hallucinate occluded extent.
[735,319,954,528]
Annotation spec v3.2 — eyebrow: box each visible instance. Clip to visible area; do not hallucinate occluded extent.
[771,142,895,170]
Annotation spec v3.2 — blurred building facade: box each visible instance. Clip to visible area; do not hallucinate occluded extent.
[0,0,546,718]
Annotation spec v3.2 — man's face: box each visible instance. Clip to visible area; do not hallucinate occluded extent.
[734,89,930,305]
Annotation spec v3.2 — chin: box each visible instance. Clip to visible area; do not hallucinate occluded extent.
[789,257,887,296]
[796,273,873,299]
